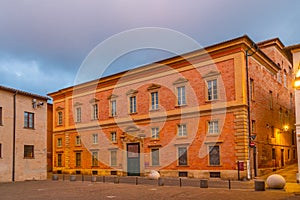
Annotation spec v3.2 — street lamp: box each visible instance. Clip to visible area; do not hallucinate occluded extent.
[294,67,300,183]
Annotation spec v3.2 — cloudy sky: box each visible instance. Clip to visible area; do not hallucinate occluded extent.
[0,0,299,97]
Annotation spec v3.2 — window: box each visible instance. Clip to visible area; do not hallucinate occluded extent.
[279,108,283,127]
[178,147,187,166]
[250,79,254,101]
[24,112,34,129]
[283,70,287,87]
[57,153,62,167]
[269,91,273,109]
[24,145,34,158]
[129,96,137,113]
[177,86,186,106]
[290,93,293,110]
[277,70,282,83]
[177,124,187,137]
[151,148,160,166]
[111,100,117,117]
[92,104,98,120]
[272,148,276,160]
[208,120,219,134]
[110,150,117,166]
[209,146,220,166]
[75,107,81,122]
[151,127,159,139]
[151,92,159,110]
[57,111,63,125]
[76,152,81,167]
[111,132,117,142]
[0,143,2,158]
[207,79,218,101]
[92,134,98,144]
[57,138,62,147]
[92,151,98,166]
[0,107,2,125]
[75,136,81,146]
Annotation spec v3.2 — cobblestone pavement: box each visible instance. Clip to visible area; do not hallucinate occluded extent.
[0,180,299,200]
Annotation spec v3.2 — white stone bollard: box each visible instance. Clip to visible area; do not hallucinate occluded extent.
[266,174,286,189]
[148,170,160,180]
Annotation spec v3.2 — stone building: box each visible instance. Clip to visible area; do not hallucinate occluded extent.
[0,85,48,182]
[48,35,298,180]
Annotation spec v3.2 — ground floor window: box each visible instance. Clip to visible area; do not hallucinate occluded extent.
[24,145,34,158]
[209,146,220,166]
[151,148,160,166]
[57,153,62,167]
[178,147,187,166]
[76,152,81,167]
[92,151,98,166]
[110,150,117,166]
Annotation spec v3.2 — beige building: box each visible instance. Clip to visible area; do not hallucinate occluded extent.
[0,85,48,182]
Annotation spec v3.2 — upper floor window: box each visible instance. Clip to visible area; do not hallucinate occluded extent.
[177,124,187,137]
[57,138,62,147]
[151,127,159,139]
[75,135,81,146]
[111,132,117,142]
[251,120,256,134]
[75,107,82,123]
[178,147,188,166]
[111,100,117,117]
[129,96,137,114]
[207,79,218,101]
[92,134,98,144]
[57,153,62,167]
[0,107,2,125]
[57,111,63,125]
[283,70,287,88]
[177,86,186,106]
[24,145,34,159]
[92,104,98,120]
[24,112,34,129]
[208,120,219,135]
[76,152,81,167]
[151,91,159,110]
[277,70,282,83]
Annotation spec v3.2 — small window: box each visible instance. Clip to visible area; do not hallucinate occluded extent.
[75,136,81,146]
[151,127,159,139]
[151,148,160,166]
[111,100,117,117]
[179,172,188,177]
[92,134,98,144]
[92,104,98,120]
[92,151,98,166]
[177,86,186,106]
[208,121,219,134]
[75,107,81,122]
[151,92,159,110]
[272,148,276,160]
[24,112,34,129]
[0,143,2,158]
[177,124,187,137]
[0,107,3,125]
[178,147,188,166]
[24,145,34,158]
[129,96,137,113]
[111,132,117,142]
[209,146,220,166]
[76,152,81,167]
[110,150,117,166]
[57,138,62,147]
[210,172,221,178]
[57,111,63,125]
[207,79,218,101]
[57,153,62,167]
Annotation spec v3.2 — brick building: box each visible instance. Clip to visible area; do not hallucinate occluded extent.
[48,35,298,180]
[0,85,48,182]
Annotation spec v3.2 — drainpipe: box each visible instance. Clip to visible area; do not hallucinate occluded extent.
[245,43,258,179]
[12,91,17,182]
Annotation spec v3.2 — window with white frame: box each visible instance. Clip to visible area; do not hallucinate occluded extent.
[92,104,98,120]
[177,124,187,137]
[111,132,117,142]
[75,135,81,146]
[208,120,219,134]
[57,111,63,125]
[75,107,81,122]
[151,91,159,110]
[283,70,287,87]
[129,96,137,113]
[207,79,218,101]
[57,138,62,147]
[151,148,160,166]
[24,112,34,129]
[111,100,117,117]
[151,127,159,139]
[92,134,98,144]
[177,86,186,106]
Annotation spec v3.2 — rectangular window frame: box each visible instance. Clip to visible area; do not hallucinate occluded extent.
[129,96,137,114]
[207,120,219,135]
[151,91,159,110]
[151,148,160,166]
[177,124,187,137]
[24,145,34,159]
[24,112,34,129]
[111,132,117,143]
[92,134,98,144]
[92,151,99,166]
[92,104,98,120]
[206,79,218,101]
[208,145,220,166]
[111,100,117,117]
[110,150,117,166]
[177,86,186,106]
[151,127,159,139]
[178,146,188,166]
[75,152,81,167]
[75,135,81,146]
[57,153,62,167]
[57,138,62,147]
[57,111,63,126]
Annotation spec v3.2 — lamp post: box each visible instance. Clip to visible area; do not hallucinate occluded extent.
[294,69,300,183]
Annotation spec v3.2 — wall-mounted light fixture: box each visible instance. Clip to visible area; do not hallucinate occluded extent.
[32,99,44,109]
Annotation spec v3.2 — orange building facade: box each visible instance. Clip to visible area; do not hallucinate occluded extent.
[48,36,297,180]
